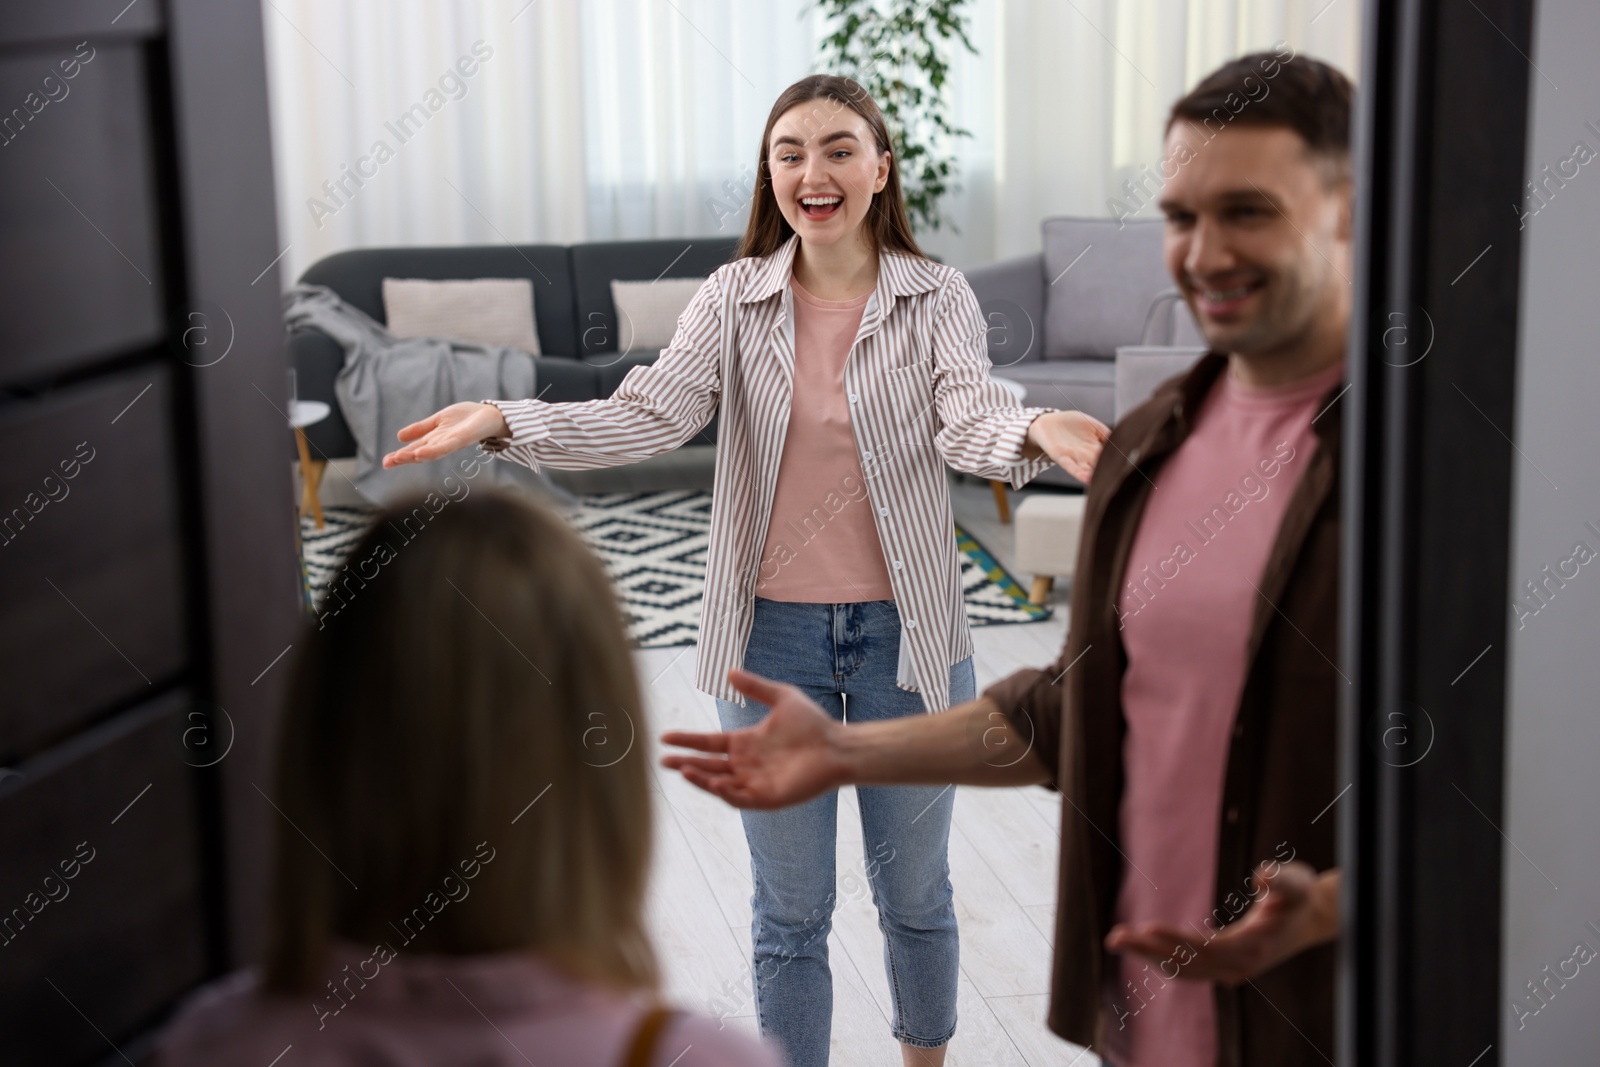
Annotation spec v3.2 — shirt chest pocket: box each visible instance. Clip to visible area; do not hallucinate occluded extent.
[880,357,939,436]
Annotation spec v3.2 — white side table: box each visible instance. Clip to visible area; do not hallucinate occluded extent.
[290,399,331,529]
[1014,493,1087,604]
[988,375,1030,523]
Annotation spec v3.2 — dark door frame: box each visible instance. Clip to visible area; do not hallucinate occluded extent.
[163,0,304,971]
[1341,0,1537,1064]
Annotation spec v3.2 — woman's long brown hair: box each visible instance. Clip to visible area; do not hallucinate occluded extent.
[736,74,925,262]
[264,487,657,993]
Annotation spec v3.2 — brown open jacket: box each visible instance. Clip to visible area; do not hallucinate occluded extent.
[982,352,1345,1067]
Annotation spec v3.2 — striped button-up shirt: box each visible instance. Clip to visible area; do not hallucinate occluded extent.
[483,235,1056,713]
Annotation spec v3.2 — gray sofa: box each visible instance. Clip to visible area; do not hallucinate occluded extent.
[289,237,739,490]
[290,223,1208,496]
[965,216,1207,486]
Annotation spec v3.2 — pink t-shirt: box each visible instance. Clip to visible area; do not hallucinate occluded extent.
[1103,359,1343,1067]
[155,941,780,1067]
[756,277,895,602]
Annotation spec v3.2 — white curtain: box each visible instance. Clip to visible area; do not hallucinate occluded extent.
[979,0,1363,262]
[261,0,1360,284]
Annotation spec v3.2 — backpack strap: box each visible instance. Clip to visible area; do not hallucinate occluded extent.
[620,1005,680,1067]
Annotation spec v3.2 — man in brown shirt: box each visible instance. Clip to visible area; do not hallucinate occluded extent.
[665,54,1354,1067]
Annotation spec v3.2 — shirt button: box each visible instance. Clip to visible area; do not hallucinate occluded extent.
[893,560,903,570]
[878,506,889,516]
[863,450,873,461]
[849,393,859,403]
[906,619,917,630]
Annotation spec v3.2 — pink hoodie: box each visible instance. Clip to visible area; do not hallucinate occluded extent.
[155,941,781,1067]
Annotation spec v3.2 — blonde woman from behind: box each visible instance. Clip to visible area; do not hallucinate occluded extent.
[155,488,780,1067]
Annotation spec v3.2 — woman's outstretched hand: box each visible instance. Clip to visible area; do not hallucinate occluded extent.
[1024,410,1111,483]
[382,402,511,468]
[661,668,846,810]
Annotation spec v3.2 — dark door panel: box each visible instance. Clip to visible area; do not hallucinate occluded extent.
[0,42,166,386]
[0,365,188,763]
[0,690,207,1067]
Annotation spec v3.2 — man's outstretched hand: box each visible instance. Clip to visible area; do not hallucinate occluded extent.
[1105,862,1340,986]
[661,668,845,810]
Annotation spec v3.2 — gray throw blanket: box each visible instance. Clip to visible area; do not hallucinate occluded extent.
[283,284,575,510]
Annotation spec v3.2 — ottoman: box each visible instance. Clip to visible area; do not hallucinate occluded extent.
[1014,493,1087,604]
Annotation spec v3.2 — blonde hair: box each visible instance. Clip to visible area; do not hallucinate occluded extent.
[264,487,657,992]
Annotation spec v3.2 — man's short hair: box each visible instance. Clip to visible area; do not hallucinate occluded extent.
[1167,51,1354,183]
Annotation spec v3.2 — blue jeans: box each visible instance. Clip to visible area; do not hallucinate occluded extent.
[715,597,976,1067]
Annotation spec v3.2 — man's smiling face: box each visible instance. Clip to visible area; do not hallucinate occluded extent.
[1159,123,1352,362]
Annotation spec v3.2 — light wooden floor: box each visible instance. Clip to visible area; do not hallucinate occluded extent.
[639,477,1099,1067]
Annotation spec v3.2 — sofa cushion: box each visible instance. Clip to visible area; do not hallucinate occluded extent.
[1041,217,1171,360]
[610,277,707,351]
[382,277,541,354]
[298,244,577,356]
[987,358,1115,428]
[571,239,738,356]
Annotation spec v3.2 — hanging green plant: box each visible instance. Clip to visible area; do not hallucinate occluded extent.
[810,0,978,235]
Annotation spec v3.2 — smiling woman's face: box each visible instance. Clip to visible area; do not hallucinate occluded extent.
[766,100,890,249]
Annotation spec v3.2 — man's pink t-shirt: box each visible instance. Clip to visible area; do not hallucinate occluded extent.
[1102,359,1343,1067]
[756,277,895,602]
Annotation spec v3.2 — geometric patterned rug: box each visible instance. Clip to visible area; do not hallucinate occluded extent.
[299,489,1051,648]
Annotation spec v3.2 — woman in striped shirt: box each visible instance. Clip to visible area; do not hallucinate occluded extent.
[383,74,1108,1067]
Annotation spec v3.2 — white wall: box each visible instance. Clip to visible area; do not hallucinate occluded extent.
[1501,0,1600,1059]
